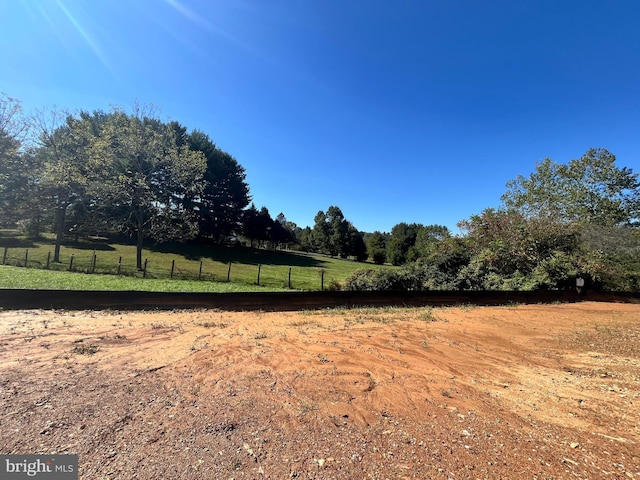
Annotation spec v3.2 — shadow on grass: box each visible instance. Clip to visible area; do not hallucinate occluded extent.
[0,237,38,248]
[148,242,327,268]
[1,234,117,251]
[64,239,116,251]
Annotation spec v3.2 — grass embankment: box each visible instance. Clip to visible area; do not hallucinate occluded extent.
[0,234,390,292]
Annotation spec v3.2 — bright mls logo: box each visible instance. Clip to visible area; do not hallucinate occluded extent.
[0,455,78,479]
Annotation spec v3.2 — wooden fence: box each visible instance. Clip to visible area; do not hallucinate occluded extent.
[1,246,329,290]
[0,288,638,311]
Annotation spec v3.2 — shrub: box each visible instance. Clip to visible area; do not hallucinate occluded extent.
[372,250,386,265]
[344,265,430,291]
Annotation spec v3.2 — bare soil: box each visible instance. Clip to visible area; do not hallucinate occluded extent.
[1,302,639,479]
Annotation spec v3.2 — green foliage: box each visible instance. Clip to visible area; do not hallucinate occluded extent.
[348,224,368,261]
[578,224,640,290]
[365,231,388,264]
[344,269,389,291]
[6,104,253,273]
[386,222,422,265]
[428,236,471,279]
[499,148,640,291]
[241,204,269,247]
[310,206,367,260]
[297,226,314,252]
[179,127,250,242]
[93,107,207,268]
[271,213,297,249]
[344,264,430,291]
[412,225,451,261]
[33,109,105,261]
[240,205,296,249]
[3,96,638,295]
[456,208,581,290]
[0,94,36,228]
[502,148,640,226]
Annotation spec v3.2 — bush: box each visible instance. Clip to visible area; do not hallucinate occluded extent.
[326,278,343,291]
[344,264,434,291]
[17,219,44,238]
[343,269,378,291]
[371,250,386,264]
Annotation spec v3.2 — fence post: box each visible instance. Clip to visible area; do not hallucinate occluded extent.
[117,256,122,275]
[288,267,292,289]
[24,249,28,268]
[46,251,51,269]
[143,259,148,278]
[170,259,175,279]
[69,254,74,272]
[227,262,232,282]
[198,260,203,281]
[321,269,324,291]
[2,247,7,265]
[257,264,261,285]
[91,253,97,273]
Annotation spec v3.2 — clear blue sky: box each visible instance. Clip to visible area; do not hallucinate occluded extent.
[2,0,639,233]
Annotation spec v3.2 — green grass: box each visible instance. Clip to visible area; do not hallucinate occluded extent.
[0,265,284,292]
[0,233,393,292]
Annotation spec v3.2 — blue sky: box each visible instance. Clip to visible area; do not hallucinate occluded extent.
[2,0,639,234]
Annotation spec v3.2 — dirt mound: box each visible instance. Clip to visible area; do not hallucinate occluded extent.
[1,302,639,479]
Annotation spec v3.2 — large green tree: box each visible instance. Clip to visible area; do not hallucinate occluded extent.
[311,210,332,254]
[412,224,451,262]
[297,226,314,252]
[171,126,250,243]
[241,204,274,248]
[95,108,206,269]
[0,108,24,225]
[578,223,640,290]
[365,231,389,264]
[311,206,366,259]
[502,148,640,226]
[346,222,368,261]
[32,109,104,261]
[502,148,640,290]
[386,222,421,265]
[271,212,296,249]
[0,94,34,229]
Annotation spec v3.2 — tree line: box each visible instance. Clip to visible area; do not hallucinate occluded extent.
[2,94,639,290]
[1,97,261,269]
[0,95,369,265]
[346,148,640,291]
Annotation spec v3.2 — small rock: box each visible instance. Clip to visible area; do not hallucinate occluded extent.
[570,442,579,449]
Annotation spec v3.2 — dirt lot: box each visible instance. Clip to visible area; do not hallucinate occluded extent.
[1,302,639,479]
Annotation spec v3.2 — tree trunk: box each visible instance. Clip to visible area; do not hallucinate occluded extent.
[136,214,144,270]
[53,203,67,263]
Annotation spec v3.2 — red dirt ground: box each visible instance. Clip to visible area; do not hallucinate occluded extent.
[1,302,639,479]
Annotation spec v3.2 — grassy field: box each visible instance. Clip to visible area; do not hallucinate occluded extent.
[0,265,277,292]
[0,233,391,292]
